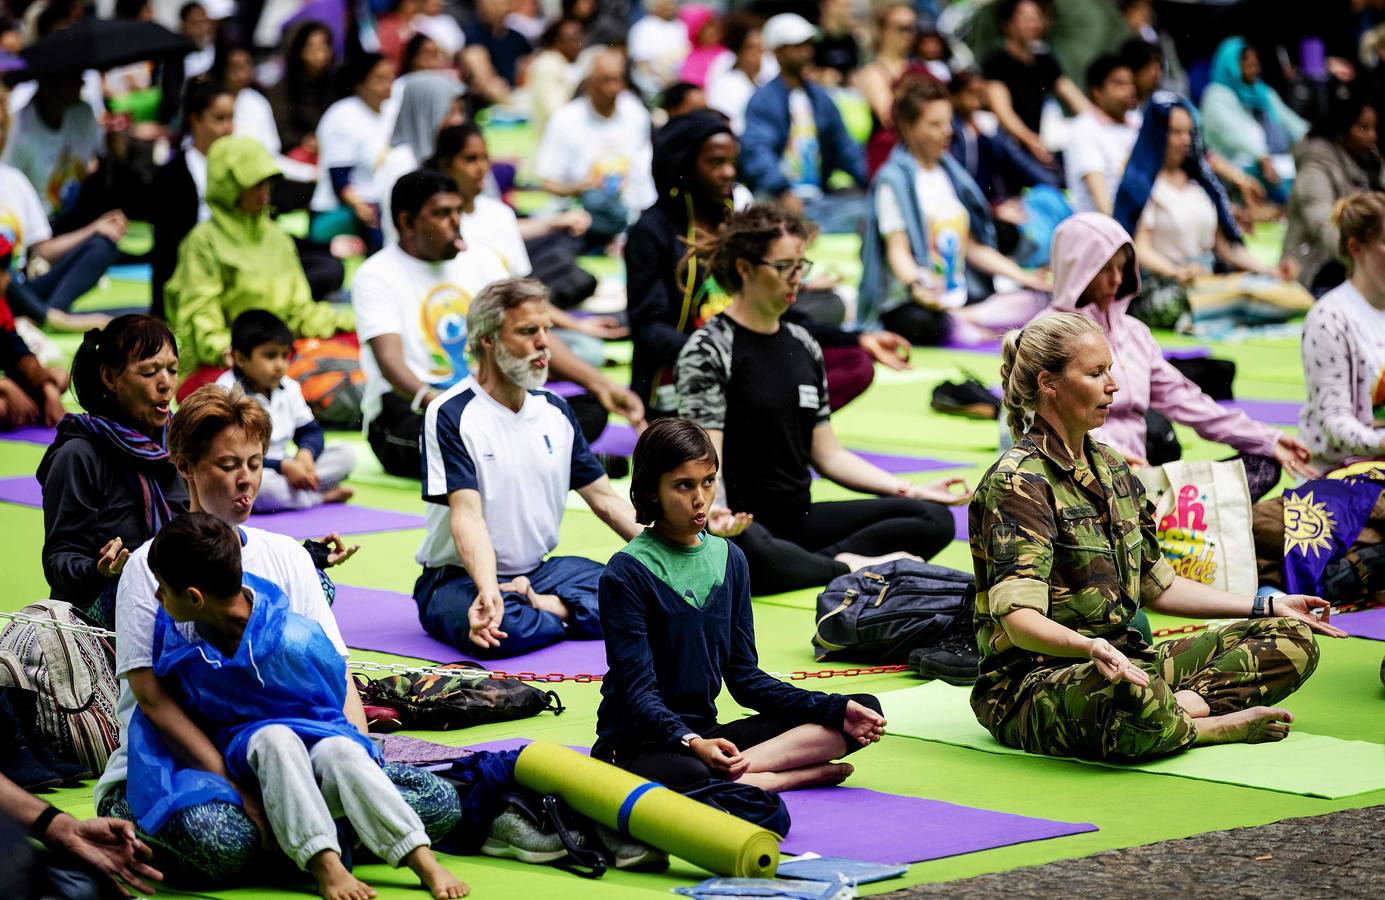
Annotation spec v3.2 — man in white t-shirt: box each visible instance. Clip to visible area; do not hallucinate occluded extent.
[534,49,656,242]
[2,73,103,220]
[415,277,641,658]
[1064,54,1138,216]
[353,170,510,479]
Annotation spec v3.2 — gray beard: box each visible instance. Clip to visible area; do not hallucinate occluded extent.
[495,344,549,390]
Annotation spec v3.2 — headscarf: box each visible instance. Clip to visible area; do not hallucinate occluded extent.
[1112,91,1243,244]
[66,413,175,535]
[1209,36,1275,116]
[390,71,464,162]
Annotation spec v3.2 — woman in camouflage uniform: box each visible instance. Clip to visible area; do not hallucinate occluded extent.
[968,311,1345,761]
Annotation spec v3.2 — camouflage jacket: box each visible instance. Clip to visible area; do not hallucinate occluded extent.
[968,417,1175,726]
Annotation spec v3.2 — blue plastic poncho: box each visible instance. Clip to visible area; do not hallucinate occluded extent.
[127,573,377,834]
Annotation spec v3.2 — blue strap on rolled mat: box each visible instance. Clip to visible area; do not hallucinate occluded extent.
[514,740,781,877]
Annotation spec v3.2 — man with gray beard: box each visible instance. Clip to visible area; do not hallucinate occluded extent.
[414,278,643,657]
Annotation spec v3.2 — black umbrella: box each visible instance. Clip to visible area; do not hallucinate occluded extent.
[7,19,194,83]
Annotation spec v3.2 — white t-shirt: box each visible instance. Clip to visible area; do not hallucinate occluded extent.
[0,163,53,268]
[534,93,656,216]
[184,146,211,224]
[95,526,343,806]
[233,88,283,158]
[461,195,532,276]
[351,242,510,428]
[311,96,391,211]
[215,370,316,461]
[418,376,605,575]
[627,14,690,96]
[1064,110,1137,215]
[1,102,103,218]
[1139,174,1219,267]
[707,68,758,135]
[875,165,971,309]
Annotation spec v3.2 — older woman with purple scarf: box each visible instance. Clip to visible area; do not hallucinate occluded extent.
[37,315,187,628]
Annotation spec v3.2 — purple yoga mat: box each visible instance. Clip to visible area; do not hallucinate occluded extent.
[381,734,470,765]
[1162,347,1211,360]
[463,737,590,755]
[544,380,584,398]
[1336,606,1385,641]
[590,423,638,457]
[1223,398,1301,426]
[333,584,609,674]
[0,424,57,446]
[826,450,962,477]
[950,504,968,542]
[779,787,1096,864]
[940,336,1003,354]
[0,475,42,507]
[248,505,424,539]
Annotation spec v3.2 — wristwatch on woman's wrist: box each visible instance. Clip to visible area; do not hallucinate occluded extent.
[1251,595,1267,618]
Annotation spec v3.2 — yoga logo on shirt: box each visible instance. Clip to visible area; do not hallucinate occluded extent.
[420,283,476,386]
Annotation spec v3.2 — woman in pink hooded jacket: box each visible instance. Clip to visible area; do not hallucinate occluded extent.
[1042,212,1316,500]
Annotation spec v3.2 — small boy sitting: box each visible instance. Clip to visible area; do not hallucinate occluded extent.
[216,310,356,511]
[136,513,468,900]
[0,235,66,429]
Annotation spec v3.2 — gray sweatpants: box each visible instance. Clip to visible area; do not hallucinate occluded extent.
[254,444,357,512]
[246,725,428,870]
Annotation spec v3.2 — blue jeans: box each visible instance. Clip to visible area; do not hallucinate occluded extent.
[802,191,868,235]
[6,235,119,322]
[414,555,604,658]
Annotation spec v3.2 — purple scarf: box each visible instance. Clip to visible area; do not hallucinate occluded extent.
[67,413,174,535]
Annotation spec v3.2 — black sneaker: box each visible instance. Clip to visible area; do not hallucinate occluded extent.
[0,746,62,791]
[910,623,980,686]
[931,376,1000,420]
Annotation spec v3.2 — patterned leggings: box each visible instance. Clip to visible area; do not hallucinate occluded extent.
[98,763,460,884]
[985,617,1321,762]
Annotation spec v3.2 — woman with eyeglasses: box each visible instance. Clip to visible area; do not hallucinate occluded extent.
[675,204,971,596]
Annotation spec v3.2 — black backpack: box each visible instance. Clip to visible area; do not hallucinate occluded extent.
[812,560,975,663]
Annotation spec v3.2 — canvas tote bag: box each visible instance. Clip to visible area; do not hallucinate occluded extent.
[1136,459,1258,595]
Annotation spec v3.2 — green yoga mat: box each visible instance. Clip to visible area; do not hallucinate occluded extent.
[880,682,1385,799]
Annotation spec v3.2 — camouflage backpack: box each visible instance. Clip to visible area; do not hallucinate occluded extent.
[354,663,564,731]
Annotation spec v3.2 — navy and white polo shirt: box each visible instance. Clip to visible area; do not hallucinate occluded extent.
[417,375,605,576]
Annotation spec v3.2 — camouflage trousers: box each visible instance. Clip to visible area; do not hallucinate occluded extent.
[991,617,1320,761]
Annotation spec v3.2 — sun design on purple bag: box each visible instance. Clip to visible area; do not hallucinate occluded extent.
[1283,491,1337,559]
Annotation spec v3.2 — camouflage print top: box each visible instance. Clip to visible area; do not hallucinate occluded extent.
[968,416,1175,727]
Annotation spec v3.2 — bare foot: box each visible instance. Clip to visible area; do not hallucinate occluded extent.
[527,592,570,620]
[742,762,854,793]
[1173,690,1210,718]
[402,846,469,899]
[834,550,922,573]
[1194,706,1293,746]
[321,486,354,504]
[307,850,376,900]
[45,310,112,333]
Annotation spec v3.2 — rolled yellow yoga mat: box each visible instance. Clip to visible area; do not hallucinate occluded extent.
[514,741,781,877]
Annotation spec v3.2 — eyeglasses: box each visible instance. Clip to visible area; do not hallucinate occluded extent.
[757,257,814,279]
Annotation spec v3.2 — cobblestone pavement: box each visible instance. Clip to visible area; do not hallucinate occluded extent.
[883,805,1384,899]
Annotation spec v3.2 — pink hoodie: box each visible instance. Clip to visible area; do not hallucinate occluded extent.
[1044,213,1282,460]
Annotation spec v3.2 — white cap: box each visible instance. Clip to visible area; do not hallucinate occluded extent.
[762,13,818,51]
[201,0,238,20]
